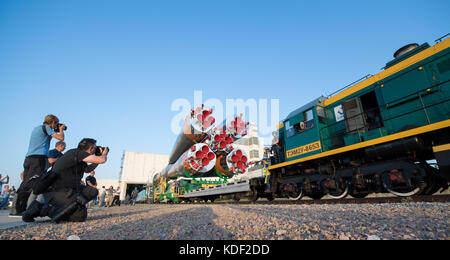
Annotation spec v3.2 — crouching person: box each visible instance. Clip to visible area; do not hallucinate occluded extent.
[22,138,109,223]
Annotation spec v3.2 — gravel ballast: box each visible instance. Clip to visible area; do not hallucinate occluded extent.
[0,202,448,240]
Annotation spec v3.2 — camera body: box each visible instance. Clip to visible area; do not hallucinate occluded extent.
[54,123,67,133]
[95,146,109,156]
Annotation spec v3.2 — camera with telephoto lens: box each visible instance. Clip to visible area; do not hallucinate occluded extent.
[95,146,109,156]
[54,123,67,133]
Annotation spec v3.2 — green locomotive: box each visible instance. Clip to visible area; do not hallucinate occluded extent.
[268,36,450,200]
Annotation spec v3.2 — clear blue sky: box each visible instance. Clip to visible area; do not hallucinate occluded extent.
[1,0,449,188]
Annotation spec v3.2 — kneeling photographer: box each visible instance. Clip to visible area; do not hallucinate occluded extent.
[22,138,109,223]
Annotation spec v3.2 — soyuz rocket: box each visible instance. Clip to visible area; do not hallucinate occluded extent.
[156,105,250,182]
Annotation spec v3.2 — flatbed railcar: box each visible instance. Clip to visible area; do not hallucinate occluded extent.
[267,35,450,200]
[152,163,270,203]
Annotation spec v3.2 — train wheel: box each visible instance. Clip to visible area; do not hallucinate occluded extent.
[249,188,259,202]
[323,178,349,199]
[288,185,303,201]
[383,183,421,197]
[327,186,349,199]
[381,171,422,197]
[420,163,447,195]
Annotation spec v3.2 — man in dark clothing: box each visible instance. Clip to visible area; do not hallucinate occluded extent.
[130,187,138,206]
[85,171,97,208]
[85,171,97,189]
[22,138,108,223]
[45,141,66,171]
[10,115,65,216]
[270,131,281,164]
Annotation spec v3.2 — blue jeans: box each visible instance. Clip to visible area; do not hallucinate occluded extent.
[265,175,271,190]
[0,195,9,208]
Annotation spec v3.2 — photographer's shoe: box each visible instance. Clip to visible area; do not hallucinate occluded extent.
[22,213,35,222]
[22,200,43,223]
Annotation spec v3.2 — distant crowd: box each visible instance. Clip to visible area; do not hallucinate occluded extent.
[81,171,141,208]
[0,174,14,209]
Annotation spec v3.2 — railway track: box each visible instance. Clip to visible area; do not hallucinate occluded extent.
[177,194,450,205]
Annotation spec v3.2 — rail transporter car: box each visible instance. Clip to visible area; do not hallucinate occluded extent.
[266,35,450,200]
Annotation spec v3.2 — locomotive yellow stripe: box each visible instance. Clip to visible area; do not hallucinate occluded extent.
[433,144,450,153]
[324,37,450,107]
[269,119,450,170]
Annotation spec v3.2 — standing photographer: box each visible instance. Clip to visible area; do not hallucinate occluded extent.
[10,115,65,216]
[22,138,109,223]
[0,174,9,191]
[27,141,67,207]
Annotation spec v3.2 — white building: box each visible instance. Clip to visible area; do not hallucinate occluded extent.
[118,151,169,201]
[232,122,265,163]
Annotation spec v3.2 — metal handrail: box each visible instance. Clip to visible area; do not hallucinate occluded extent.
[327,74,373,98]
[435,33,450,43]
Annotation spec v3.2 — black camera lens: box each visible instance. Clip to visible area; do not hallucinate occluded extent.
[54,123,67,133]
[95,146,109,156]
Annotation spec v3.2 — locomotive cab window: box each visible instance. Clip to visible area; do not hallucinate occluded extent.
[292,109,315,134]
[303,109,315,129]
[359,91,383,130]
[285,121,294,138]
[342,91,383,133]
[285,108,316,138]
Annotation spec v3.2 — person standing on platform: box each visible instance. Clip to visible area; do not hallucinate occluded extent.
[10,115,65,216]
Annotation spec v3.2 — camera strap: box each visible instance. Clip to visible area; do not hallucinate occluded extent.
[42,125,49,136]
[74,149,82,193]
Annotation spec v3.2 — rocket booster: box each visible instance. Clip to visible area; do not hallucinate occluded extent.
[168,105,215,164]
[215,148,249,177]
[160,143,217,179]
[158,106,252,183]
